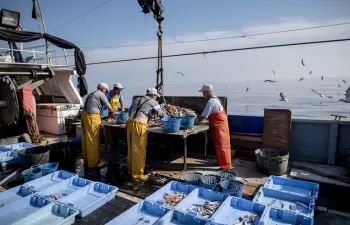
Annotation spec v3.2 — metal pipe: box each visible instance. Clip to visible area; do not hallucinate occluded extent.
[0,72,50,76]
[0,100,7,108]
[36,0,51,64]
[183,138,187,170]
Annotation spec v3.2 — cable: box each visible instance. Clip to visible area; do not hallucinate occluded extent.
[86,38,350,66]
[50,0,114,34]
[81,21,350,49]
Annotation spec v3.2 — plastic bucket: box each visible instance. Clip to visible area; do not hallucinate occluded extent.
[22,166,42,182]
[181,116,195,130]
[183,171,202,186]
[39,162,59,176]
[200,174,221,190]
[220,179,245,197]
[114,111,129,124]
[216,169,237,180]
[18,145,51,170]
[255,148,289,176]
[161,117,181,133]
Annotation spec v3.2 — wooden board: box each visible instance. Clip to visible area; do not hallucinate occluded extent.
[262,109,292,149]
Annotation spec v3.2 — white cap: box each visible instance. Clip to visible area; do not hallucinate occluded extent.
[199,84,214,92]
[98,82,109,91]
[147,87,160,97]
[113,82,123,89]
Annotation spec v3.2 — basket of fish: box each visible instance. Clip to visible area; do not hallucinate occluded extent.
[39,162,59,176]
[175,187,227,221]
[149,104,197,127]
[22,165,43,183]
[216,169,237,180]
[181,116,195,130]
[200,174,221,190]
[220,180,245,197]
[161,117,182,133]
[145,181,196,208]
[183,171,202,186]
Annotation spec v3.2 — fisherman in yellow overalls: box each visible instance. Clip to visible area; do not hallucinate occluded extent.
[127,88,165,181]
[81,83,116,168]
[102,83,125,118]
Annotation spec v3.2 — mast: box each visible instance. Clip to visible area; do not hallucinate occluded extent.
[36,0,51,64]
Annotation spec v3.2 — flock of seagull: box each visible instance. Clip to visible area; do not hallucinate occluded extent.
[243,58,350,103]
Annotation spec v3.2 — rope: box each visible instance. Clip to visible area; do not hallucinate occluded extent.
[25,111,48,145]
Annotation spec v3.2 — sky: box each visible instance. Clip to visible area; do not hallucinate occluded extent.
[1,0,350,95]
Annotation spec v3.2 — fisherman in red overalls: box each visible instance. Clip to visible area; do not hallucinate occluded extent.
[197,84,232,170]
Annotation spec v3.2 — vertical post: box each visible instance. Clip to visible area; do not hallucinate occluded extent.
[32,49,37,64]
[36,0,51,65]
[63,49,69,66]
[204,130,208,157]
[9,43,15,63]
[183,137,187,170]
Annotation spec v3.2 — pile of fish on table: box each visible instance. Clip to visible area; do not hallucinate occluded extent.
[149,104,197,126]
[188,200,221,218]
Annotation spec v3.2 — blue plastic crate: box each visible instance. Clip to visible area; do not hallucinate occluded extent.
[145,181,196,208]
[12,202,79,225]
[261,207,314,225]
[0,194,52,224]
[0,150,20,170]
[209,196,266,225]
[38,177,92,200]
[59,182,118,217]
[155,210,208,225]
[175,188,228,221]
[253,187,315,217]
[0,170,75,208]
[22,170,76,192]
[264,176,319,199]
[106,200,171,225]
[4,142,36,151]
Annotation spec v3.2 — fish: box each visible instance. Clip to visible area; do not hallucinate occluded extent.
[233,217,247,225]
[289,204,296,211]
[161,192,186,207]
[267,199,276,206]
[149,104,197,126]
[188,200,221,217]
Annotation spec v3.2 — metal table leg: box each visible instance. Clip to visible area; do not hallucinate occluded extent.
[204,131,208,157]
[184,137,187,170]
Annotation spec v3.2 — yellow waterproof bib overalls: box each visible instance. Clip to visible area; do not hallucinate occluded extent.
[81,91,103,168]
[108,94,120,118]
[126,98,151,181]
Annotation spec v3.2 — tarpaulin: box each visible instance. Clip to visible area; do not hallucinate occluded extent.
[17,85,36,115]
[208,111,232,170]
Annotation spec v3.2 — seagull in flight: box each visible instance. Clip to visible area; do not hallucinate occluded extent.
[338,84,341,88]
[342,79,347,84]
[321,76,324,80]
[246,87,249,92]
[311,89,333,98]
[339,87,350,103]
[276,91,289,103]
[301,59,305,66]
[268,68,276,75]
[173,71,184,76]
[264,80,276,83]
[298,77,304,82]
[228,85,232,88]
[241,75,245,79]
[309,71,312,75]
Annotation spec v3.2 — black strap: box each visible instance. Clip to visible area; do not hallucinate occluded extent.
[210,96,223,107]
[84,91,98,110]
[133,97,152,120]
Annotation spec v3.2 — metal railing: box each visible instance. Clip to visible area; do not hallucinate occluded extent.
[0,44,72,66]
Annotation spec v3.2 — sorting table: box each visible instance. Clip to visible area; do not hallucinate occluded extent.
[101,122,210,170]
